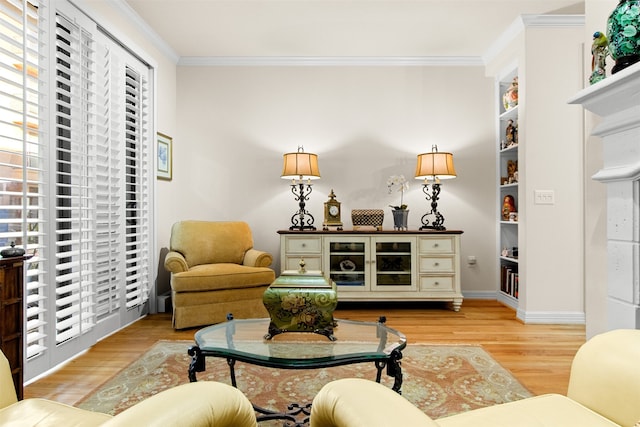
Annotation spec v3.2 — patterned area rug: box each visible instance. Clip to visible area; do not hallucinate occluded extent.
[77,340,532,422]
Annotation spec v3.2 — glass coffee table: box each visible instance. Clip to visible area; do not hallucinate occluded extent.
[188,315,406,426]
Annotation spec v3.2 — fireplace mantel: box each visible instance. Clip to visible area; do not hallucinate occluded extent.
[569,63,640,330]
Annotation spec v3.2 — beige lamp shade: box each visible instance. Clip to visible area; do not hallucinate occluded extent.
[414,149,456,181]
[281,151,321,180]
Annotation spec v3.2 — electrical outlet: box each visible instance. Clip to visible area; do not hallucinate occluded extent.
[534,190,555,205]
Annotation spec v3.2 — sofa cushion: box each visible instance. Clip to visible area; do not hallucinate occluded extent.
[0,398,112,426]
[170,221,254,267]
[436,394,620,427]
[171,264,275,292]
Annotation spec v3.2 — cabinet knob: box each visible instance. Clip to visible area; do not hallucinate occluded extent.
[434,262,439,267]
[301,243,306,248]
[434,281,440,286]
[434,243,439,247]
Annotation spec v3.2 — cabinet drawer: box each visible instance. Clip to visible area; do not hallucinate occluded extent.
[283,256,322,271]
[285,237,322,253]
[419,276,454,292]
[419,256,454,272]
[419,237,455,254]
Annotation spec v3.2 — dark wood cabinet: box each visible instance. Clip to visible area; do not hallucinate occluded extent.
[0,256,29,400]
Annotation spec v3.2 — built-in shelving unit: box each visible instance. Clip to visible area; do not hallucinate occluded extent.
[497,67,519,306]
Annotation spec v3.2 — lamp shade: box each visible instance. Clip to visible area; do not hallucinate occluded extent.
[281,151,321,180]
[414,150,456,180]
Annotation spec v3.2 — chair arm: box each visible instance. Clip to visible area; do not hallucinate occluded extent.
[164,250,189,273]
[567,329,640,427]
[0,351,17,410]
[102,381,257,427]
[310,378,438,427]
[243,249,273,268]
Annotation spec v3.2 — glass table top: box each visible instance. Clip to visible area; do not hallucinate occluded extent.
[194,317,406,369]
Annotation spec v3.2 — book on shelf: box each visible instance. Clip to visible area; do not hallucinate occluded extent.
[500,264,519,298]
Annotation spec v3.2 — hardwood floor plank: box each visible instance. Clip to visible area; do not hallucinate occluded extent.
[24,300,586,405]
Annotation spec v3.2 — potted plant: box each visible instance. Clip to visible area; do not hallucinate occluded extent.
[387,175,409,230]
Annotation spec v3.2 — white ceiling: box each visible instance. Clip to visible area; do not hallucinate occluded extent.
[124,0,584,61]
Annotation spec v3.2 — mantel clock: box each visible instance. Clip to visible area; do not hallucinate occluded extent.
[323,189,343,230]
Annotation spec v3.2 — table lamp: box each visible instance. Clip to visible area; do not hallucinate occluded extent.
[281,146,321,230]
[414,145,457,230]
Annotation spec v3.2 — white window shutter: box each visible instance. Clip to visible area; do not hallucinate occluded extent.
[0,0,48,359]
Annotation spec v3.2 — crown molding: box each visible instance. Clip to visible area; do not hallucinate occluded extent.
[110,0,180,64]
[483,14,585,65]
[178,56,484,67]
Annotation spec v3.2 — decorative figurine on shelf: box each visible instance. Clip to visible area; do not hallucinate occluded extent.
[507,160,518,184]
[505,119,517,147]
[502,76,518,110]
[590,31,609,85]
[502,195,516,221]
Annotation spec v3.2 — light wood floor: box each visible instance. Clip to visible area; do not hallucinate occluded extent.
[24,299,586,405]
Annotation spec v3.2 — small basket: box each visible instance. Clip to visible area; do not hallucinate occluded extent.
[351,209,384,231]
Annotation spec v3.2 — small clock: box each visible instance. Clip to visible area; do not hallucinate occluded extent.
[323,189,343,230]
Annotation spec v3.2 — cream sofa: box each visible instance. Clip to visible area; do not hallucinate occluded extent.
[0,350,257,427]
[310,329,640,427]
[165,220,275,329]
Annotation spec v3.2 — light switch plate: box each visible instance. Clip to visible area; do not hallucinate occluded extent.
[534,190,555,205]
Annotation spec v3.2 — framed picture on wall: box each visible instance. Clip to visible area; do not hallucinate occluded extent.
[157,132,172,180]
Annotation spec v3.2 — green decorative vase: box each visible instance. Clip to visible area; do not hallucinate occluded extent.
[607,0,640,74]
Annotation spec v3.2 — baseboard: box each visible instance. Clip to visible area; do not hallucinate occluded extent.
[517,310,586,324]
[461,291,499,300]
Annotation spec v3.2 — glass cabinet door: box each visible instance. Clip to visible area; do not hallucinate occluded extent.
[372,237,416,291]
[325,237,369,291]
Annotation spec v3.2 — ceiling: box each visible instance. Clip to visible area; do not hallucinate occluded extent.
[124,0,584,61]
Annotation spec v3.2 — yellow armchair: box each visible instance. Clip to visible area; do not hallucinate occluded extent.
[310,329,640,427]
[165,220,276,329]
[0,350,257,427]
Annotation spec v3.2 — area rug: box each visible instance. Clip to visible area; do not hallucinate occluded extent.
[77,340,532,422]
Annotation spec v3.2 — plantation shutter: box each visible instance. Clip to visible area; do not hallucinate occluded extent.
[53,11,97,345]
[123,65,150,309]
[0,0,48,359]
[92,33,122,323]
[0,0,156,380]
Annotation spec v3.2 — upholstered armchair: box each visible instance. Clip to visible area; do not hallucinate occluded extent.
[0,350,257,427]
[310,328,640,427]
[164,220,275,329]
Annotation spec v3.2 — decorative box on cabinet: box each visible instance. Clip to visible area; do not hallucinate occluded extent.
[0,255,30,400]
[278,230,463,311]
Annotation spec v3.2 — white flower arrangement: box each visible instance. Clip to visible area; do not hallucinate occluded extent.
[387,174,409,210]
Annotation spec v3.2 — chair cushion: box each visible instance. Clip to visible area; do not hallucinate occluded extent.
[0,398,112,426]
[171,263,275,292]
[436,394,620,427]
[170,221,254,267]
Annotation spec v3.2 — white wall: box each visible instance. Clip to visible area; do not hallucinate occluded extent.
[581,0,618,337]
[522,24,585,319]
[172,65,498,298]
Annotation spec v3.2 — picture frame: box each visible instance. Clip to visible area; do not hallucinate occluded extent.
[157,132,172,180]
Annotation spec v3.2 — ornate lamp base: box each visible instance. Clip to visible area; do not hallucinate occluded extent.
[419,183,447,231]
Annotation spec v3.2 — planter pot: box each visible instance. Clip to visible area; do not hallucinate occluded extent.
[607,0,640,74]
[392,209,409,231]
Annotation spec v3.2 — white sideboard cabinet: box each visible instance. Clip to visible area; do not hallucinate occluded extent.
[278,230,463,311]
